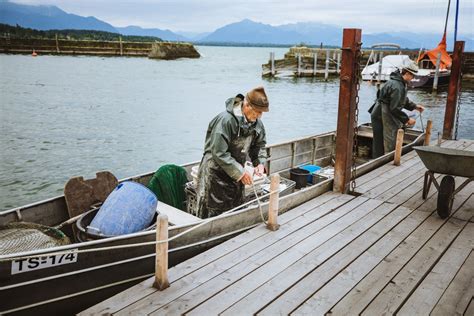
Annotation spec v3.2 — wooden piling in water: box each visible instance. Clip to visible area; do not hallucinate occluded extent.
[153,214,169,290]
[270,52,275,76]
[377,52,383,86]
[394,129,404,166]
[334,28,362,193]
[297,54,302,77]
[432,52,442,92]
[313,52,318,76]
[325,49,330,81]
[267,173,280,231]
[443,41,465,139]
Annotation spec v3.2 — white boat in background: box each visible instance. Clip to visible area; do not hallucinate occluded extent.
[361,54,414,82]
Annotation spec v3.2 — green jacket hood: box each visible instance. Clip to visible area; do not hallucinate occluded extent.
[389,70,405,83]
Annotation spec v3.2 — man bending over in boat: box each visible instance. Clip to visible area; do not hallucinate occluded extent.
[369,62,425,158]
[195,87,269,218]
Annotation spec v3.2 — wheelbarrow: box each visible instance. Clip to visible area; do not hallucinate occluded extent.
[414,146,474,219]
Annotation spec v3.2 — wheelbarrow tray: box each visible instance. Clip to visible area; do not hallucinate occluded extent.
[414,146,474,178]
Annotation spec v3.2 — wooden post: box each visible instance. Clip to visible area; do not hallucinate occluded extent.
[55,33,60,53]
[333,28,362,193]
[297,53,302,77]
[119,36,123,56]
[153,214,169,290]
[377,52,383,86]
[437,132,442,146]
[270,52,275,76]
[424,119,433,146]
[443,41,465,139]
[394,129,404,166]
[432,52,442,92]
[336,51,341,74]
[325,49,330,81]
[267,173,280,231]
[313,52,318,76]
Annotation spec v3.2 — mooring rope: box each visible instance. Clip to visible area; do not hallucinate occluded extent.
[0,188,281,262]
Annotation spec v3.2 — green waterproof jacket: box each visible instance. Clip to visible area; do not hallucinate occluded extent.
[202,95,267,180]
[370,71,416,154]
[195,95,267,218]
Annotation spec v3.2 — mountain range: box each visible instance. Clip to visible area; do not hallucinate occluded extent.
[0,1,472,50]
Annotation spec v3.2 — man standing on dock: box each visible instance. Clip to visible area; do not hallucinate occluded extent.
[195,87,269,218]
[369,63,425,158]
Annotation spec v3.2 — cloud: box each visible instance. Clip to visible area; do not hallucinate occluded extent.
[9,0,474,36]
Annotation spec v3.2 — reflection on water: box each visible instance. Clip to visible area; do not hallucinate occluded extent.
[0,46,473,210]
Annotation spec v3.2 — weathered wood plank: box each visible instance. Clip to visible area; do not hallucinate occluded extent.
[362,204,472,315]
[329,192,472,315]
[230,204,410,316]
[115,195,360,315]
[398,223,474,315]
[288,201,437,315]
[81,192,345,315]
[153,198,383,315]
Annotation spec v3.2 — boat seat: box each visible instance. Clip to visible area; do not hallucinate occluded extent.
[157,202,200,226]
[64,171,118,220]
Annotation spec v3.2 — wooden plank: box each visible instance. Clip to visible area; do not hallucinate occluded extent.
[153,198,383,315]
[115,195,362,315]
[157,202,200,226]
[424,253,474,315]
[288,202,436,315]
[398,223,474,315]
[236,204,411,316]
[329,193,472,315]
[81,192,346,315]
[362,211,471,314]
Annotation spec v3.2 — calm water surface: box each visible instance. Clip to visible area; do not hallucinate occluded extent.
[1,46,473,210]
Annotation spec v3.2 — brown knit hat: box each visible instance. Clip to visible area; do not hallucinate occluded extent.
[246,86,269,112]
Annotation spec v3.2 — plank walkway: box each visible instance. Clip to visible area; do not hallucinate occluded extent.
[81,139,474,316]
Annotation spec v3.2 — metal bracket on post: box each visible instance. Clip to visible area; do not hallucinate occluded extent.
[333,28,362,194]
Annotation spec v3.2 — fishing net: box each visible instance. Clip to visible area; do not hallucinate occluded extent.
[0,222,71,255]
[147,164,189,211]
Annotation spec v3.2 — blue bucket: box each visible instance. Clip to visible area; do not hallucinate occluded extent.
[299,165,322,183]
[88,181,158,236]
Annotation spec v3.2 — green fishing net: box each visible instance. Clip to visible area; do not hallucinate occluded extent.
[147,164,189,211]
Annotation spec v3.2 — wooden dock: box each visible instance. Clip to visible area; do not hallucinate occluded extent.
[82,139,473,315]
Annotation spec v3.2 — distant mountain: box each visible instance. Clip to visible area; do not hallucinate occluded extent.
[200,19,307,45]
[115,25,188,42]
[0,1,116,32]
[175,31,211,41]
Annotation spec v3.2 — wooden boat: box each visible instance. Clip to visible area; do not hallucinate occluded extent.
[0,124,425,315]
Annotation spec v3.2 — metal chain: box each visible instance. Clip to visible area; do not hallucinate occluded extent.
[350,42,362,192]
[454,55,464,140]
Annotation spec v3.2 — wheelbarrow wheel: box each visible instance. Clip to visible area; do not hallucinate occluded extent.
[437,175,455,219]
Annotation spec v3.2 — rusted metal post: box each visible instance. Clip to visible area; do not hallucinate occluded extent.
[333,28,362,193]
[432,52,442,92]
[394,129,404,166]
[267,173,280,231]
[424,119,433,146]
[443,41,465,139]
[153,214,169,290]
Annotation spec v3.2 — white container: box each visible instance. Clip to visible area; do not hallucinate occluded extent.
[191,166,199,186]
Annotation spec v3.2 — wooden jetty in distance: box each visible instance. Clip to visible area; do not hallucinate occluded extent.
[81,138,474,315]
[83,29,473,316]
[262,46,474,79]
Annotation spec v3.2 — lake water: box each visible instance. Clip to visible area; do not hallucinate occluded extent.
[1,46,473,210]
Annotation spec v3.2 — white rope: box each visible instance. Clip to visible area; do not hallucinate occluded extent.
[0,189,280,262]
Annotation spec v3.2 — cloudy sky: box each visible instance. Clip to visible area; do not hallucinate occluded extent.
[11,0,474,35]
